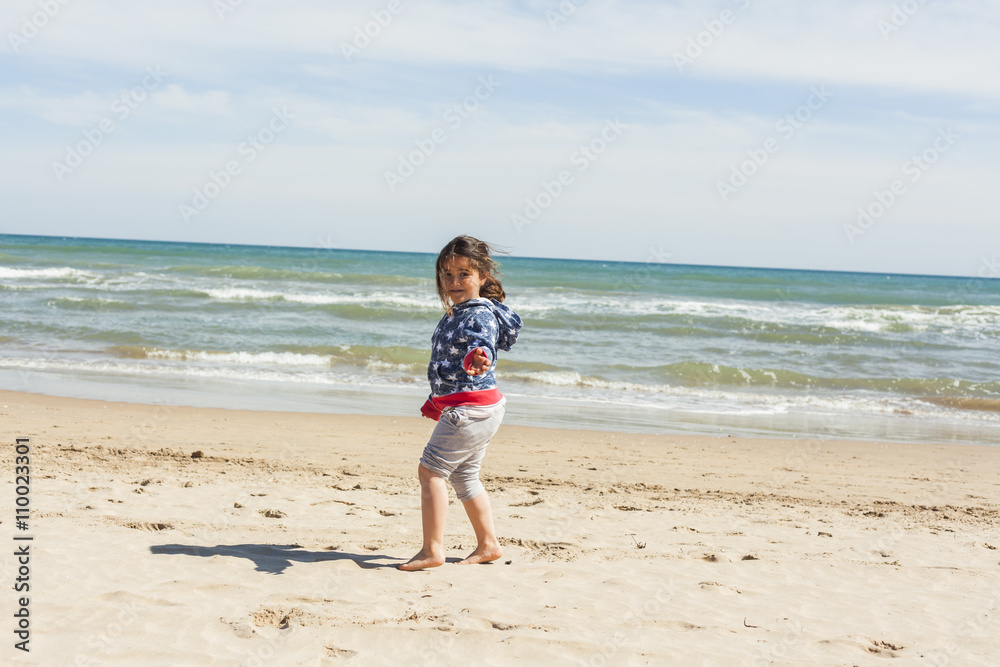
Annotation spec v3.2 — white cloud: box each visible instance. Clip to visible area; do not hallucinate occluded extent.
[0,87,110,126]
[5,0,998,96]
[151,84,232,116]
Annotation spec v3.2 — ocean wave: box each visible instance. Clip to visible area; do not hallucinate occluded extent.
[201,287,438,310]
[513,293,1000,336]
[0,266,100,281]
[5,354,999,424]
[110,346,333,367]
[167,264,344,282]
[108,344,428,373]
[500,374,1000,424]
[916,396,1000,413]
[165,264,431,287]
[499,370,663,393]
[47,297,136,311]
[0,356,358,386]
[498,379,1000,425]
[500,363,1000,400]
[815,304,1000,334]
[653,361,1000,397]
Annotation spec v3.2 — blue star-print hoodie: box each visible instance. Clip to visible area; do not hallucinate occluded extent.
[420,297,522,421]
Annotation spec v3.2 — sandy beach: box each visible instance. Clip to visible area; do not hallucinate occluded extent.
[4,389,998,665]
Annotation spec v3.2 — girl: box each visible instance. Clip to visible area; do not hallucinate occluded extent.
[399,235,522,571]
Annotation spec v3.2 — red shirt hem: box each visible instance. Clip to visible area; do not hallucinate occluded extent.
[420,388,504,421]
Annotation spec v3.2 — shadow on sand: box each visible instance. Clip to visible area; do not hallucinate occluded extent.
[150,543,403,574]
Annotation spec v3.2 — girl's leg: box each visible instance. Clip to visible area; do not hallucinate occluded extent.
[457,490,503,565]
[399,464,449,571]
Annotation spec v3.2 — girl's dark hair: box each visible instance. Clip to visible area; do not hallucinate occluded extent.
[435,235,506,314]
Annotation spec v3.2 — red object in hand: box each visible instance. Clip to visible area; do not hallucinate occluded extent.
[463,347,490,376]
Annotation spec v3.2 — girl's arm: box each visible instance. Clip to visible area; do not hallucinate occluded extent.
[460,311,498,376]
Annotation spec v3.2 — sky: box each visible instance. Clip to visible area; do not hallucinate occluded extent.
[1,0,998,276]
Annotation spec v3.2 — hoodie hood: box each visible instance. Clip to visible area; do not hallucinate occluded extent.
[454,298,522,351]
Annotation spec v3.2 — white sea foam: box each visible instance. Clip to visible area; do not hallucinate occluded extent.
[142,348,333,367]
[501,370,664,393]
[202,287,283,300]
[816,305,1000,334]
[112,345,422,373]
[366,360,421,373]
[0,356,382,388]
[201,287,437,310]
[0,266,100,281]
[513,291,1000,336]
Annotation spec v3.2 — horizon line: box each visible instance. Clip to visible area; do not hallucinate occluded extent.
[0,232,993,282]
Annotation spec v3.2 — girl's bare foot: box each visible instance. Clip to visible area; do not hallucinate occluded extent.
[398,549,445,571]
[457,541,502,565]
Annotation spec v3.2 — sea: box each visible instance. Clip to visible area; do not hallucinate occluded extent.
[2,234,998,446]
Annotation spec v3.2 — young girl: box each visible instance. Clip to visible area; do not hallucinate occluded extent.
[399,235,522,571]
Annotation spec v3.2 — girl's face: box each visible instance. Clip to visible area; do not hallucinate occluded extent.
[440,256,484,306]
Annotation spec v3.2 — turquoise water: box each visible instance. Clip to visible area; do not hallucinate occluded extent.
[2,234,999,445]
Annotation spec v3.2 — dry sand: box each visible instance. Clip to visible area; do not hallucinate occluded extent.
[3,389,998,665]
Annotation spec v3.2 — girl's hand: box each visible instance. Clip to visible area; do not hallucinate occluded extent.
[466,348,490,376]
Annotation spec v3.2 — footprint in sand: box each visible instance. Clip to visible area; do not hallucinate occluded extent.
[818,636,905,658]
[223,620,257,639]
[701,553,733,562]
[698,581,742,595]
[866,638,905,656]
[490,620,518,631]
[113,519,173,532]
[250,606,304,629]
[499,537,582,561]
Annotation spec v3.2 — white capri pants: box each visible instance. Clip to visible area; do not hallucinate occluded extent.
[419,398,505,502]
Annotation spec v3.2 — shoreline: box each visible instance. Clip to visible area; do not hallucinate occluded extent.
[6,369,999,448]
[6,389,999,664]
